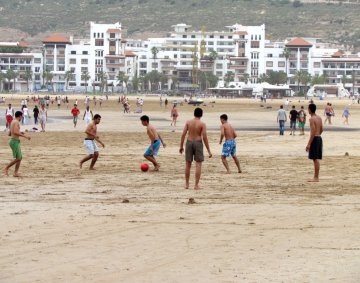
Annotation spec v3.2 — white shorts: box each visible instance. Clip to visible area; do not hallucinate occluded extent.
[85,117,91,125]
[84,139,99,155]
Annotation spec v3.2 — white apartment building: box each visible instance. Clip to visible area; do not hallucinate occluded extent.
[0,22,359,94]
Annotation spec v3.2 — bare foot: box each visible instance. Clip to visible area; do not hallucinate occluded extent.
[184,184,189,190]
[194,185,201,190]
[89,167,96,171]
[238,169,242,173]
[154,165,160,171]
[226,171,231,174]
[13,173,22,177]
[79,162,82,169]
[3,168,9,176]
[308,178,319,182]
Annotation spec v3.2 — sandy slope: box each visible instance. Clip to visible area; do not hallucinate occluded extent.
[0,95,360,282]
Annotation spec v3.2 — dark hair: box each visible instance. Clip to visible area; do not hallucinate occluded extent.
[15,111,23,118]
[292,105,295,109]
[140,115,149,122]
[93,114,101,120]
[280,105,283,109]
[308,103,316,113]
[194,108,203,118]
[220,114,228,121]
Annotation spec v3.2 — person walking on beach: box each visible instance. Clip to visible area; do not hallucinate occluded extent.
[71,104,80,128]
[306,103,323,182]
[289,105,298,135]
[324,103,333,125]
[79,114,105,170]
[140,115,166,171]
[170,104,179,127]
[3,111,31,177]
[342,107,350,125]
[277,105,287,135]
[83,105,94,126]
[5,104,14,130]
[33,105,39,125]
[298,105,307,135]
[179,108,212,190]
[219,114,241,174]
[39,104,47,132]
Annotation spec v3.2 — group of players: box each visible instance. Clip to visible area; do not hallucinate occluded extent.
[3,101,323,187]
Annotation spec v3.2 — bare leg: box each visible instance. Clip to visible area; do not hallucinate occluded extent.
[13,159,22,177]
[89,152,99,170]
[308,159,320,182]
[221,156,230,174]
[4,158,21,176]
[194,161,202,190]
[185,161,191,189]
[79,154,94,169]
[144,154,160,171]
[233,156,242,173]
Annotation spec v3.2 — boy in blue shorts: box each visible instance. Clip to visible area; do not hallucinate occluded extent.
[141,115,166,171]
[219,114,241,174]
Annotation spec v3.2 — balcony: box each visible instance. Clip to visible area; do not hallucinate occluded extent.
[229,64,247,70]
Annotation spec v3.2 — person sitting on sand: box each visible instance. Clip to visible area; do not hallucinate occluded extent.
[306,103,323,182]
[140,115,166,171]
[219,114,241,174]
[79,114,105,170]
[4,111,31,177]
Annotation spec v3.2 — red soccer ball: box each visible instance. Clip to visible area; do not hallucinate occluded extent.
[140,163,149,172]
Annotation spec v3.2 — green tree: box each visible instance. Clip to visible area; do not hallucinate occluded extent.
[258,73,268,83]
[81,70,91,93]
[0,72,4,92]
[300,70,312,94]
[146,70,161,91]
[240,73,250,83]
[23,69,33,92]
[208,50,218,62]
[132,75,139,92]
[6,69,18,92]
[311,74,326,85]
[265,71,287,85]
[43,69,53,91]
[97,71,107,92]
[151,46,159,70]
[224,71,234,87]
[64,70,74,91]
[282,48,291,82]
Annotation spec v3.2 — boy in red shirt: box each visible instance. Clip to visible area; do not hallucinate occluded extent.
[71,104,80,128]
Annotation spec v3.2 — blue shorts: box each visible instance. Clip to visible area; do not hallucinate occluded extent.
[222,139,236,157]
[144,139,161,156]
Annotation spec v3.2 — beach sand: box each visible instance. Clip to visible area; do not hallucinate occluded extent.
[0,95,360,282]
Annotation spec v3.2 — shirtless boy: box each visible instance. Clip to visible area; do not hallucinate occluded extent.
[140,115,166,171]
[79,114,105,170]
[179,108,212,190]
[306,103,323,182]
[219,114,241,174]
[4,111,31,177]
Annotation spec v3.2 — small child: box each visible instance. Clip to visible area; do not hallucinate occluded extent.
[342,107,350,125]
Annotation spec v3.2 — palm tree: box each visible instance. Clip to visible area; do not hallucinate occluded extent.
[300,71,312,97]
[311,74,326,86]
[0,72,4,92]
[43,69,53,91]
[282,48,291,83]
[294,70,302,93]
[258,73,268,83]
[224,71,234,87]
[151,47,159,70]
[116,71,127,92]
[23,69,33,92]
[240,73,250,83]
[131,75,139,93]
[6,69,17,92]
[81,71,90,93]
[64,70,73,91]
[97,71,107,93]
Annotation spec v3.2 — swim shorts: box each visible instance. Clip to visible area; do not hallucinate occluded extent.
[308,136,323,160]
[6,115,13,124]
[185,140,204,162]
[298,121,305,129]
[84,139,99,155]
[144,139,161,156]
[9,138,22,159]
[222,139,236,157]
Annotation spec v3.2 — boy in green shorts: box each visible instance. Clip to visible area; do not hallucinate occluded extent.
[298,106,307,135]
[4,111,31,177]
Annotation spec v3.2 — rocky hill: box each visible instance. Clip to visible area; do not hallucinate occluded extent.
[0,0,359,49]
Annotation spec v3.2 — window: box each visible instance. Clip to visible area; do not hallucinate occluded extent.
[174,54,177,58]
[34,58,41,63]
[278,61,285,67]
[220,35,224,39]
[81,67,88,72]
[313,62,321,68]
[228,36,232,39]
[35,67,41,73]
[216,71,223,77]
[208,42,214,45]
[191,35,195,38]
[110,33,115,39]
[70,67,75,73]
[210,35,214,38]
[82,51,88,55]
[182,35,187,38]
[70,59,76,64]
[266,61,273,67]
[35,74,41,80]
[251,41,260,48]
[71,51,76,55]
[58,66,65,71]
[93,33,96,38]
[267,54,273,58]
[95,50,103,57]
[109,41,116,47]
[95,39,104,46]
[81,59,88,64]
[216,63,223,69]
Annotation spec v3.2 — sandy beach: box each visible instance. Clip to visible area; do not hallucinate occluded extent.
[0,94,360,282]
